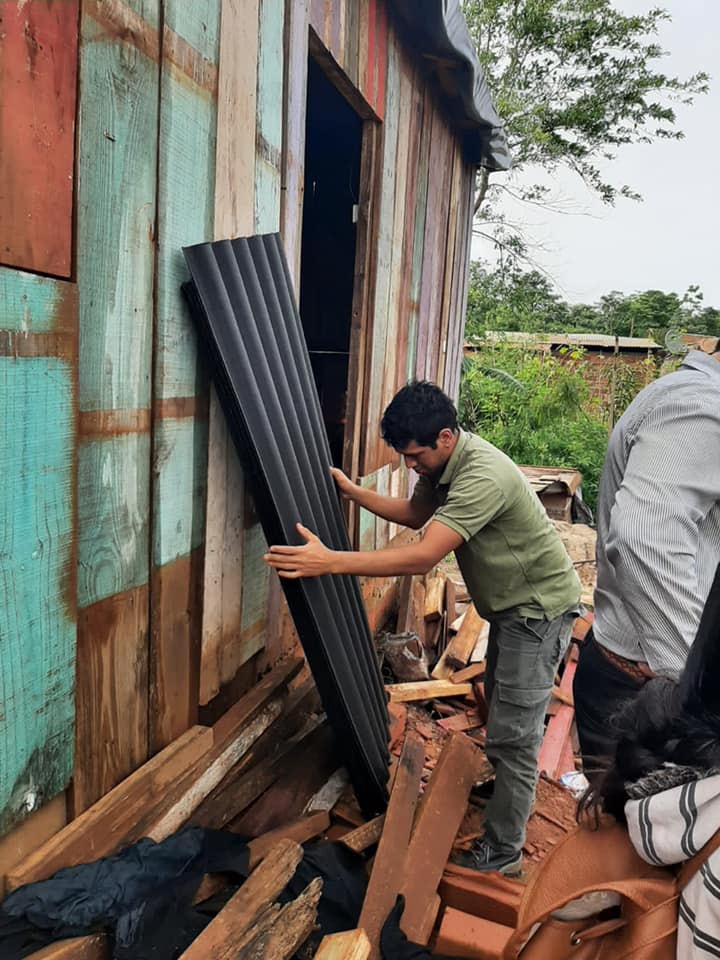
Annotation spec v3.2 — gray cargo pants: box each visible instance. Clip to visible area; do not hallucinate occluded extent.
[482,609,576,856]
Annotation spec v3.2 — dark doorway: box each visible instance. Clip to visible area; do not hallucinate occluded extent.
[300,58,363,467]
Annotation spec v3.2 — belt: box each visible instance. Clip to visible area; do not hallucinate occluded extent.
[589,633,649,684]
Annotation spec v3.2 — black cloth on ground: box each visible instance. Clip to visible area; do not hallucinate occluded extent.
[0,830,369,960]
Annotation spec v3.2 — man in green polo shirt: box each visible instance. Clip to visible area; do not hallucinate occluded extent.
[265,380,581,874]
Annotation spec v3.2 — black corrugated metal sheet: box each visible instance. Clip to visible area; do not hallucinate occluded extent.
[392,0,510,170]
[182,233,390,815]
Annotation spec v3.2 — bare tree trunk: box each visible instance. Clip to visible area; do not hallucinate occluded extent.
[474,166,490,215]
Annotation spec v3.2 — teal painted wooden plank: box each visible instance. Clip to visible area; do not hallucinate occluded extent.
[77,3,159,413]
[152,417,209,567]
[358,472,378,552]
[239,502,270,634]
[155,0,220,401]
[163,0,220,59]
[375,462,391,549]
[77,434,151,609]
[254,0,284,233]
[0,357,75,834]
[0,266,68,333]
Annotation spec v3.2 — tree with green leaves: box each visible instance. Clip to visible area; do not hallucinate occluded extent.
[465,262,720,342]
[462,0,709,256]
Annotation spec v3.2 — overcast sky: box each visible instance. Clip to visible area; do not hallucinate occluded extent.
[472,0,720,307]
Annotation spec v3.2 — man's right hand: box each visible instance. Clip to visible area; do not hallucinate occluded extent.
[331,467,358,500]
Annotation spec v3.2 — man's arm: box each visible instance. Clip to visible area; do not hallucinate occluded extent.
[606,401,720,676]
[331,468,434,530]
[264,520,463,579]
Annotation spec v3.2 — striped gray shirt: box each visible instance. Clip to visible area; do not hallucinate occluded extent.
[594,350,720,677]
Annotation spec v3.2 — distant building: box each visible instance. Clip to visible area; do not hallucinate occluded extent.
[465,332,663,409]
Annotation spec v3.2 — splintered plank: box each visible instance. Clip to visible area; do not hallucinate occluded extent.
[385,681,473,703]
[180,839,304,959]
[190,715,324,830]
[126,660,302,844]
[143,698,284,841]
[6,726,212,891]
[359,734,424,959]
[235,877,322,959]
[399,734,479,943]
[315,930,371,960]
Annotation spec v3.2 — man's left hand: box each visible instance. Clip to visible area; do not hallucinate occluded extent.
[264,523,336,578]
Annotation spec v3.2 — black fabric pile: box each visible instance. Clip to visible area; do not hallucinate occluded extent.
[0,829,368,960]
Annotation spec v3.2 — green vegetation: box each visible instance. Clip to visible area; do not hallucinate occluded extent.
[465,262,720,343]
[459,344,611,511]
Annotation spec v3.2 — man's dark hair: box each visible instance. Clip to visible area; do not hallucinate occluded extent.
[381,381,458,450]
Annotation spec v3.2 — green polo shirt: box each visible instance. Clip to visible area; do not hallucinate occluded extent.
[411,431,581,620]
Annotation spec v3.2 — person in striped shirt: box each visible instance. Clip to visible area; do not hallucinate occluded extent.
[574,347,720,772]
[581,562,720,959]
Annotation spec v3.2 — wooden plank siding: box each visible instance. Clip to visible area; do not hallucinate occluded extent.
[0,268,77,834]
[201,0,260,706]
[149,0,220,750]
[0,0,480,854]
[0,2,79,277]
[72,0,160,813]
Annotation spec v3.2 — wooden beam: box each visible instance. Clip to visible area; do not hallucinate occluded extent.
[424,574,445,622]
[340,815,386,854]
[314,930,371,960]
[432,605,486,678]
[399,734,478,943]
[359,734,424,959]
[247,811,330,868]
[450,662,486,684]
[385,680,472,703]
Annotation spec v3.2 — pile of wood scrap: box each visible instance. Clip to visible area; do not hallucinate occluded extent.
[378,570,485,684]
[9,658,349,960]
[319,701,578,960]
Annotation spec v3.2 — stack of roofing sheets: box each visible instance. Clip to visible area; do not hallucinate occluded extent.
[182,233,389,815]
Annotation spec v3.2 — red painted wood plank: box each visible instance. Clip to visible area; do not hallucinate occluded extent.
[537,660,577,778]
[0,0,79,276]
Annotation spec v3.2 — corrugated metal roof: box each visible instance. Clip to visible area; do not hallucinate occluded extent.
[468,332,661,350]
[183,233,389,816]
[391,0,510,170]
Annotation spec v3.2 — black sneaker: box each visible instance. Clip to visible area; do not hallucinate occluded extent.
[471,778,495,801]
[450,838,522,876]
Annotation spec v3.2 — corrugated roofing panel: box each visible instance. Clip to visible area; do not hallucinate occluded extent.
[182,233,389,815]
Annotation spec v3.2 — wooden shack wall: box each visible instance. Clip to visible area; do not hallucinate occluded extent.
[0,0,476,872]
